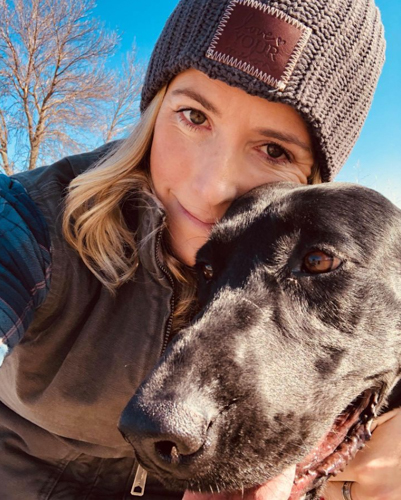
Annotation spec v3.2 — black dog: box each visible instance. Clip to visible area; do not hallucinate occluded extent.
[119,182,401,499]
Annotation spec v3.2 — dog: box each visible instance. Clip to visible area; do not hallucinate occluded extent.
[119,182,401,499]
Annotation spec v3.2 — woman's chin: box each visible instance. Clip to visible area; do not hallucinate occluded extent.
[172,245,198,267]
[169,233,210,267]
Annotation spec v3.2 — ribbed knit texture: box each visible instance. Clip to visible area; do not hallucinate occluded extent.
[141,0,385,182]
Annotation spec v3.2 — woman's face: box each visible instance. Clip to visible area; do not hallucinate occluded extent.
[150,69,314,266]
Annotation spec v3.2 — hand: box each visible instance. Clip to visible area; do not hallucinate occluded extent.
[183,464,296,500]
[322,408,401,500]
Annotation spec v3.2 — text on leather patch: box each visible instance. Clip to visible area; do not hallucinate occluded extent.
[206,0,312,91]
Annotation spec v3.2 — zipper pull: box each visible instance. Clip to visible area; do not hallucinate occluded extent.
[131,464,147,496]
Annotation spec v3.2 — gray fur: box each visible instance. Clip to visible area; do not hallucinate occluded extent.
[120,182,401,498]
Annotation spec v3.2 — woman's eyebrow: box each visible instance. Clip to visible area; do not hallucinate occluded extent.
[257,128,312,153]
[170,88,221,116]
[170,89,312,153]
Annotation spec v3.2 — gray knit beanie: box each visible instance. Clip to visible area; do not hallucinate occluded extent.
[141,0,385,182]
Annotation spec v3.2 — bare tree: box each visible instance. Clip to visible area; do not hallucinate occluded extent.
[101,48,144,144]
[0,0,143,174]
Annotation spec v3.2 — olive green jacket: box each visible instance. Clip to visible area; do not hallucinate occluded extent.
[0,144,174,459]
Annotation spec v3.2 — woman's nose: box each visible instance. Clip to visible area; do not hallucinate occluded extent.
[190,144,241,208]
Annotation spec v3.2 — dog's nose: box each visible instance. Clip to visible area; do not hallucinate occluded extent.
[119,397,213,470]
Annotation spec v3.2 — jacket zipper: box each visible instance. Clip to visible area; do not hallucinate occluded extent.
[131,225,175,496]
[155,225,176,356]
[130,464,147,496]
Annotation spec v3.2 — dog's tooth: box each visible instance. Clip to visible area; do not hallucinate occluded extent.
[361,418,374,441]
[350,435,359,449]
[316,465,331,476]
[369,393,379,416]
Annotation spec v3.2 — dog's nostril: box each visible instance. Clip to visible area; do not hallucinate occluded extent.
[155,440,181,464]
[119,398,216,470]
[153,429,206,464]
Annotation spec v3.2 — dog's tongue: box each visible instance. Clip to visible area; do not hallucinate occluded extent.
[183,465,296,500]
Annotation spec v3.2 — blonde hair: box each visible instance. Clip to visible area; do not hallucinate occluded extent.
[308,162,322,184]
[63,88,162,284]
[63,89,322,333]
[63,85,198,331]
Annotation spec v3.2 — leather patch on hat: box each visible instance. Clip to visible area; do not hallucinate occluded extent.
[206,0,312,91]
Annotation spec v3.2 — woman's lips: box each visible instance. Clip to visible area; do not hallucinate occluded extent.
[178,201,216,230]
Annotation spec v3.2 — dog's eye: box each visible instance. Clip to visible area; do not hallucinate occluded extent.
[202,264,214,281]
[302,251,341,274]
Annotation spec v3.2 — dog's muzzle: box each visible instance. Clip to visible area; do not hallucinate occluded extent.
[119,388,381,499]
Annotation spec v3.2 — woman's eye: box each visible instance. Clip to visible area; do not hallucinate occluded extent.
[267,143,285,158]
[302,251,341,274]
[264,143,288,160]
[182,109,207,126]
[259,142,291,163]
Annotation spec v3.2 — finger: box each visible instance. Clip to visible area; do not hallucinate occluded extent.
[321,481,350,500]
[329,408,401,483]
[365,408,401,436]
[373,408,401,428]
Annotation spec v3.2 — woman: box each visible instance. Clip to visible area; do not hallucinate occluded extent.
[0,0,397,499]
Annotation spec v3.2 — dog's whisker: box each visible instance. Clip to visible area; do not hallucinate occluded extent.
[242,297,264,313]
[219,479,227,494]
[276,420,310,450]
[268,422,309,451]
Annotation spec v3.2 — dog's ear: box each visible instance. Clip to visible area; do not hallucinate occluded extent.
[337,184,401,258]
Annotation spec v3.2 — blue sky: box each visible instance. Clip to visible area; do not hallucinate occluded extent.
[94,0,401,205]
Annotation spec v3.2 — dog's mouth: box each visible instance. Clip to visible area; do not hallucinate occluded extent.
[129,389,381,500]
[290,389,380,499]
[181,389,380,500]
